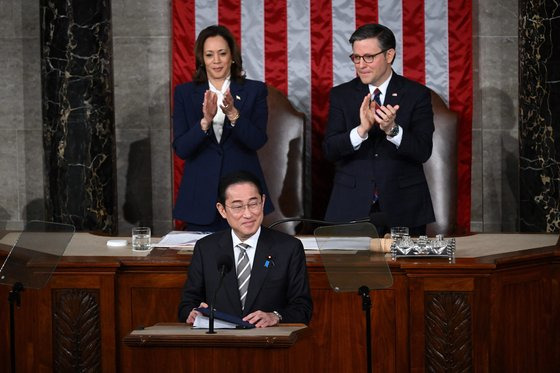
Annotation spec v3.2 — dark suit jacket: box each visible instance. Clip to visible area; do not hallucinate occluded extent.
[172,78,273,225]
[177,227,313,324]
[323,73,436,228]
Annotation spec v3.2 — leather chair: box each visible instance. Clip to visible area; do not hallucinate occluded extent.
[425,91,458,236]
[259,86,310,235]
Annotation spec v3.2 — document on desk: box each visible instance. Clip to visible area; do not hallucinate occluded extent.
[153,231,210,249]
[193,315,238,329]
[193,307,255,329]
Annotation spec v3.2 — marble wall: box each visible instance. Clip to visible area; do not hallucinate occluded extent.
[471,0,520,232]
[41,0,117,234]
[519,0,560,232]
[0,0,535,234]
[0,0,172,235]
[111,0,172,236]
[0,1,43,230]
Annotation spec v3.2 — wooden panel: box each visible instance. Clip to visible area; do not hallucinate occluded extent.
[0,286,10,373]
[424,292,472,372]
[0,245,558,372]
[491,267,557,372]
[52,289,101,372]
[117,273,186,372]
[34,272,116,373]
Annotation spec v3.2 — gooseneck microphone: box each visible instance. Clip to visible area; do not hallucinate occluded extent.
[267,217,370,229]
[208,255,233,334]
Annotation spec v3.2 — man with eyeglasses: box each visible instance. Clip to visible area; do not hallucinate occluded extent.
[178,170,313,327]
[323,23,435,237]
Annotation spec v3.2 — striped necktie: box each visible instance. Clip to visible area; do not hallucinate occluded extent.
[236,243,251,310]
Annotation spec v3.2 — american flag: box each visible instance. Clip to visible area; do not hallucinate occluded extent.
[172,0,472,232]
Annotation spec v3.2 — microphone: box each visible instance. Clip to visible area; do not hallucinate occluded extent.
[267,217,370,229]
[208,255,233,334]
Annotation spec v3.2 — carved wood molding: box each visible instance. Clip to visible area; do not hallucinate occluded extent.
[425,292,472,372]
[52,288,101,372]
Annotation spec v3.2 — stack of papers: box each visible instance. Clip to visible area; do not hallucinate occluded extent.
[194,315,238,329]
[193,307,255,329]
[153,231,210,249]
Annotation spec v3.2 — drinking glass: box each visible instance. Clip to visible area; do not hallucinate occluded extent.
[132,227,151,251]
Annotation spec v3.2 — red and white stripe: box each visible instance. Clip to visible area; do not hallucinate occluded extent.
[172,0,472,232]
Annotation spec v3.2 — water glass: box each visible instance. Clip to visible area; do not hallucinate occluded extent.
[132,227,151,251]
[390,226,409,241]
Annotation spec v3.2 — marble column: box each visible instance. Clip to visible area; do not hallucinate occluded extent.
[41,0,117,234]
[519,0,560,232]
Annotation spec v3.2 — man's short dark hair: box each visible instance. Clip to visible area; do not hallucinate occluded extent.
[349,23,396,52]
[218,171,264,205]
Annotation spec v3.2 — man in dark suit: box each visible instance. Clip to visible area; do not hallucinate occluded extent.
[178,171,312,327]
[323,23,435,236]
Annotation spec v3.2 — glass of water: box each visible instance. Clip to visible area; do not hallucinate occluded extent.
[132,227,151,251]
[390,226,409,241]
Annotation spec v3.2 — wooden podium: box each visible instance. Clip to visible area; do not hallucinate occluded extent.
[122,323,311,372]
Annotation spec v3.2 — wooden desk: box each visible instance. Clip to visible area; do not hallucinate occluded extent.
[0,233,559,372]
[123,323,310,372]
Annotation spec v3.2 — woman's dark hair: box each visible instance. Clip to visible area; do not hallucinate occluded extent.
[193,25,245,84]
[218,171,263,205]
[349,24,396,63]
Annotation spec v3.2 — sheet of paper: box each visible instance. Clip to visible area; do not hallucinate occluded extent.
[193,315,237,329]
[297,236,319,251]
[153,231,210,249]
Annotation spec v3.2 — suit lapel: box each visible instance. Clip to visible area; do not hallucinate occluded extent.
[216,231,241,311]
[220,80,246,144]
[353,78,370,104]
[243,228,273,314]
[384,72,405,107]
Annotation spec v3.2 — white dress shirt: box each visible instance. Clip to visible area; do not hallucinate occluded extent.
[350,72,403,149]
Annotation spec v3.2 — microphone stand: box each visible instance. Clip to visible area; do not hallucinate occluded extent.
[8,282,24,373]
[359,286,373,373]
[208,266,227,334]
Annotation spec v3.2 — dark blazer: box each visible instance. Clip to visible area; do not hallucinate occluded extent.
[323,73,436,228]
[172,78,274,225]
[177,227,313,324]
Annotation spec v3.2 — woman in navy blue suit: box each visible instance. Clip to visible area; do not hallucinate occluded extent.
[173,25,274,232]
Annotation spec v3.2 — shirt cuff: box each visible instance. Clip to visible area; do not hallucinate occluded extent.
[350,126,367,150]
[386,125,403,147]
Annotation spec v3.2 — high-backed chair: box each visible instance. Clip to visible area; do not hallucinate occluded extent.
[258,86,310,235]
[425,91,458,236]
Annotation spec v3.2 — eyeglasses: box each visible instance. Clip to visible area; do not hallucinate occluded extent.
[349,50,387,64]
[226,200,262,214]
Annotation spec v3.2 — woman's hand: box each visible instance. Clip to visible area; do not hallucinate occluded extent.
[221,90,240,123]
[201,91,218,131]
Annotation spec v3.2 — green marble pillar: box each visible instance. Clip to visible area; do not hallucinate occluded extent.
[519,0,560,232]
[41,0,117,234]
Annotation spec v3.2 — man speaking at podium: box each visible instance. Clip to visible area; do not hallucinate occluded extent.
[178,171,313,327]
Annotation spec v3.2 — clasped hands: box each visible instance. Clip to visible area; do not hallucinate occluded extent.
[357,93,400,138]
[187,302,281,328]
[200,90,240,131]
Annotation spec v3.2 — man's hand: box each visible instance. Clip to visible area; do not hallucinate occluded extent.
[186,302,208,324]
[243,310,281,328]
[357,93,376,138]
[374,104,400,134]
